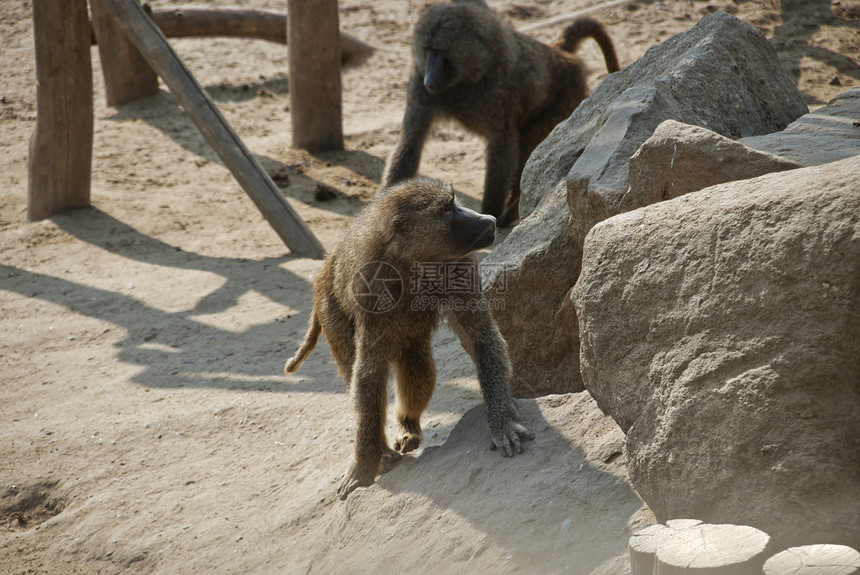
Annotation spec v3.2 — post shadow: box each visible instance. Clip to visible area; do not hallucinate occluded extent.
[3,208,341,394]
[103,90,376,213]
[771,0,860,106]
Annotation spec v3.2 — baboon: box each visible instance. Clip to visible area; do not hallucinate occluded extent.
[285,177,533,500]
[381,0,620,227]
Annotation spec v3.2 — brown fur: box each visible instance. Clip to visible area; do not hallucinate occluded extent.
[380,0,620,226]
[285,177,533,499]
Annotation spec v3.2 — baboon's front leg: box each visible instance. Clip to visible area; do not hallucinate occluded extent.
[337,329,395,500]
[447,300,534,456]
[380,74,435,190]
[482,130,519,224]
[393,337,436,453]
[500,135,534,227]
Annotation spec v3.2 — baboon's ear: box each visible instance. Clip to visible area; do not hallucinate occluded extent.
[391,213,410,238]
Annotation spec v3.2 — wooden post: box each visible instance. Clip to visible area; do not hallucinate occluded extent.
[28,0,93,221]
[630,521,775,575]
[95,0,325,258]
[90,0,159,106]
[287,0,344,151]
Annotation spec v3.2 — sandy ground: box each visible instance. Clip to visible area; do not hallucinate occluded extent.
[1,0,857,573]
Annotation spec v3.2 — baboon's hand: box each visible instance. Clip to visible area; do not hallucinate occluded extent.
[337,462,377,500]
[489,420,535,457]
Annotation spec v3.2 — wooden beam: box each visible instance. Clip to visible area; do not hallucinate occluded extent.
[287,0,344,151]
[519,0,631,33]
[143,6,374,68]
[96,0,325,258]
[28,0,93,221]
[90,0,159,106]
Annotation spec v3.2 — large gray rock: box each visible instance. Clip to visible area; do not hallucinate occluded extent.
[481,199,580,397]
[573,155,860,549]
[482,11,808,396]
[620,120,801,211]
[742,87,860,167]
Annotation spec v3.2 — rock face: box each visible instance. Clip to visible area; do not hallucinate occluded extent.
[742,87,860,167]
[482,11,808,396]
[624,87,860,213]
[573,156,860,549]
[481,199,581,397]
[620,120,800,211]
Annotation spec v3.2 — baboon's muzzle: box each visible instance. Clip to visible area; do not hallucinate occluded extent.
[452,203,496,254]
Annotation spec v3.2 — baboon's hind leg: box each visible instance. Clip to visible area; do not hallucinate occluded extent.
[393,337,436,453]
[337,330,391,500]
[319,294,356,388]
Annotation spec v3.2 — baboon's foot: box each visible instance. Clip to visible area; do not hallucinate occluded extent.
[379,447,403,474]
[488,418,535,457]
[394,432,422,453]
[393,418,423,453]
[337,462,377,500]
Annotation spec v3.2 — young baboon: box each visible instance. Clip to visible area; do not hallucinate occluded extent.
[285,177,533,500]
[381,0,620,227]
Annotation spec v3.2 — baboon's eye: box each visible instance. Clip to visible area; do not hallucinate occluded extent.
[443,201,453,215]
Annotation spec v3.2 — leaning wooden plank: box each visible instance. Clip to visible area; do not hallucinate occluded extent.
[145,6,375,68]
[90,0,159,106]
[28,0,93,221]
[96,0,325,259]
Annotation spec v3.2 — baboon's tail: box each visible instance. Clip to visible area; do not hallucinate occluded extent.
[558,17,620,74]
[284,308,322,374]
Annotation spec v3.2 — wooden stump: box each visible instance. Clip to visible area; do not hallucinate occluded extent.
[665,519,703,530]
[287,0,343,151]
[90,0,159,106]
[629,520,705,574]
[28,0,93,221]
[763,545,860,575]
[630,524,673,575]
[655,524,770,575]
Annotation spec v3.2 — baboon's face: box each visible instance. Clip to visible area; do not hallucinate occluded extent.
[385,179,496,261]
[421,48,455,94]
[413,4,493,94]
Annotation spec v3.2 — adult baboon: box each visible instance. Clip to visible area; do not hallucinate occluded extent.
[380,0,620,226]
[285,177,533,500]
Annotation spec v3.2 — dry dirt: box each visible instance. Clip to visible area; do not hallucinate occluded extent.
[1,0,857,573]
